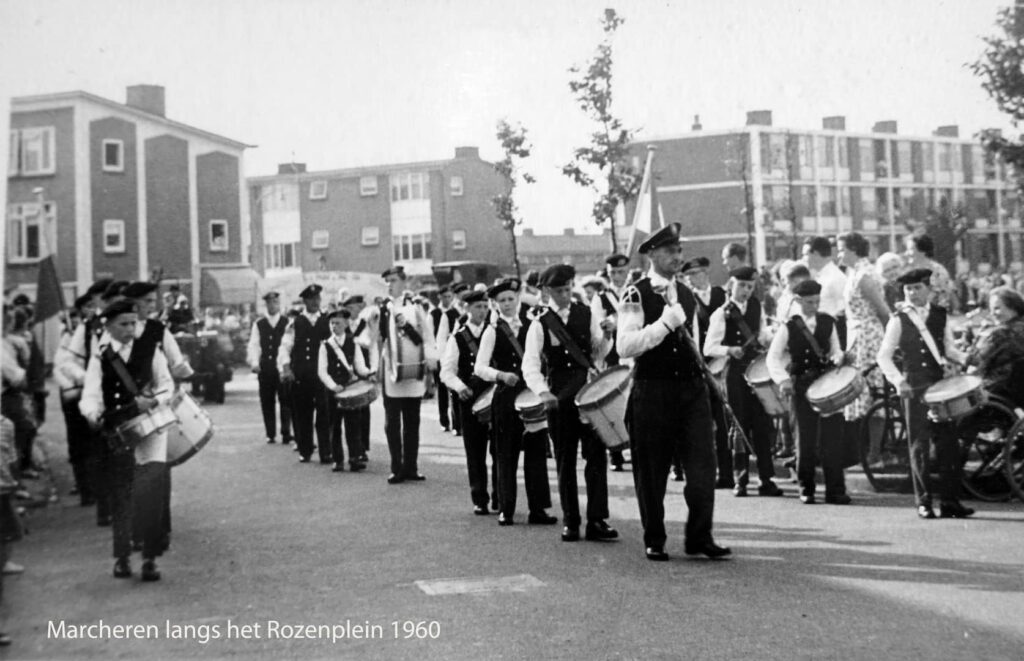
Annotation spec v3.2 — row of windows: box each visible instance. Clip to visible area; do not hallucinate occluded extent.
[274,174,466,203]
[264,228,467,267]
[762,184,1018,221]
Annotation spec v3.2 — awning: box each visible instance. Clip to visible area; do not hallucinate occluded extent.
[200,267,259,307]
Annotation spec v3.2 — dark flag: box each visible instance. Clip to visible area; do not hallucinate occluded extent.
[34,254,65,323]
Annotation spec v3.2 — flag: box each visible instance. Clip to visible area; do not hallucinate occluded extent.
[625,146,665,257]
[34,254,64,322]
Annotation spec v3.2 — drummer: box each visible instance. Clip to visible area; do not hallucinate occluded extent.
[474,278,555,527]
[765,280,849,504]
[79,299,174,582]
[590,253,632,471]
[318,309,372,473]
[522,264,614,542]
[703,266,782,498]
[877,268,973,519]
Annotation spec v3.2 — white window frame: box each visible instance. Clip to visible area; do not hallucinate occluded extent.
[392,233,432,261]
[389,172,430,202]
[7,202,56,262]
[449,176,464,197]
[102,139,124,173]
[359,176,378,196]
[103,219,126,254]
[361,226,380,246]
[18,126,56,176]
[209,219,229,252]
[311,229,330,249]
[309,180,328,200]
[264,242,297,269]
[451,229,467,250]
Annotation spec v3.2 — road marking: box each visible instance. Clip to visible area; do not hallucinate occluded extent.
[414,574,545,596]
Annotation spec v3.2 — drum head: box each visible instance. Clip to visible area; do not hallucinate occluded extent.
[923,375,983,403]
[577,366,631,407]
[806,366,857,399]
[345,382,374,396]
[745,355,769,383]
[515,390,542,411]
[472,385,495,413]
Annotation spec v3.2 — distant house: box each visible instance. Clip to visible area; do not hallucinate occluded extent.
[517,228,630,277]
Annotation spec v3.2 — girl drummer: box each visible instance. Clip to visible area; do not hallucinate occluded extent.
[318,309,372,473]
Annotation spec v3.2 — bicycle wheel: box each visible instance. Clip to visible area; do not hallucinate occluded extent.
[959,400,1017,502]
[1003,416,1024,502]
[859,398,911,493]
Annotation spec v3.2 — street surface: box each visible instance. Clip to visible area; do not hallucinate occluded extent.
[6,372,1024,660]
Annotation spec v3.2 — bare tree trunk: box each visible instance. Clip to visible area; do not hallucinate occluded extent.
[608,222,617,253]
[509,227,521,278]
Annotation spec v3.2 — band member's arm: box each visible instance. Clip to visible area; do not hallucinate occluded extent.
[435,314,451,357]
[150,350,173,406]
[522,320,549,397]
[702,308,730,358]
[590,293,609,327]
[616,287,683,359]
[589,307,610,365]
[877,316,904,390]
[472,326,500,383]
[439,336,466,393]
[277,320,295,372]
[365,339,380,375]
[78,349,104,425]
[161,327,186,371]
[355,306,380,349]
[757,304,773,347]
[246,321,261,369]
[317,344,339,391]
[827,325,843,365]
[418,307,439,370]
[766,325,790,386]
[943,320,967,367]
[353,343,371,378]
[56,323,88,385]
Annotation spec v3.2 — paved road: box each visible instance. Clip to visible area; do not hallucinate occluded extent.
[6,373,1024,660]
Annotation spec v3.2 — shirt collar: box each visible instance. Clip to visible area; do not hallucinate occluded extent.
[265,312,281,324]
[647,268,675,290]
[729,297,748,313]
[547,300,570,315]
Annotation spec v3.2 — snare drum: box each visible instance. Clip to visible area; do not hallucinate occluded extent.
[806,366,865,415]
[744,354,787,417]
[514,389,549,433]
[922,375,987,422]
[472,384,496,424]
[334,381,378,410]
[574,366,632,450]
[167,390,214,467]
[115,405,178,448]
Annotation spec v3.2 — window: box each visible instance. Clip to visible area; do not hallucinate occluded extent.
[450,176,464,196]
[8,131,18,175]
[860,188,877,217]
[103,219,125,254]
[311,229,329,249]
[451,229,467,250]
[102,139,124,172]
[392,233,432,261]
[971,146,986,184]
[760,133,787,175]
[815,136,834,169]
[15,127,56,176]
[8,202,56,261]
[209,220,228,252]
[389,172,429,202]
[819,186,837,216]
[264,242,297,269]
[359,176,378,196]
[361,226,380,246]
[836,137,849,171]
[858,139,874,180]
[892,141,911,179]
[309,180,327,200]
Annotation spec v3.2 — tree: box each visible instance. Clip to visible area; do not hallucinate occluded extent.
[493,119,535,278]
[562,8,642,251]
[971,2,1024,179]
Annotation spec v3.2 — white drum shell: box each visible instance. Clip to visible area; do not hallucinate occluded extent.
[168,391,214,467]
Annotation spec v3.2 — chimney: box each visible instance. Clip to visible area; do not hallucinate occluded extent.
[872,120,898,134]
[746,110,772,127]
[563,228,575,236]
[277,163,306,175]
[126,85,166,117]
[691,114,702,131]
[934,125,959,138]
[454,146,479,159]
[823,116,846,131]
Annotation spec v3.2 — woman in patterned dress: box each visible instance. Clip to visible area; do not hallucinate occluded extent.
[837,233,892,421]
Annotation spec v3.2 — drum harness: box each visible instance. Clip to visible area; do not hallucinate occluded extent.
[100,346,162,452]
[537,310,600,403]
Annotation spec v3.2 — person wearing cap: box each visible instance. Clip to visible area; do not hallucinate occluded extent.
[345,295,375,463]
[877,268,972,519]
[318,309,372,472]
[618,222,728,561]
[704,265,781,498]
[766,279,849,504]
[54,294,97,505]
[124,282,189,380]
[521,264,612,540]
[79,299,174,582]
[440,290,499,515]
[247,291,293,446]
[474,277,554,526]
[590,253,632,471]
[278,283,332,464]
[431,286,462,435]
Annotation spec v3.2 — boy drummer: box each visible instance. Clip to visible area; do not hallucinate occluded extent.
[765,280,849,504]
[318,310,372,473]
[877,268,972,519]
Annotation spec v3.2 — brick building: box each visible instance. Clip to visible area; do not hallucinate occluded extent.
[5,85,251,303]
[630,112,1021,282]
[517,228,626,278]
[247,146,509,281]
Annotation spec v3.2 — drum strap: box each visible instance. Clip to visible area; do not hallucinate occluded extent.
[392,302,424,347]
[497,320,525,360]
[102,346,140,397]
[327,337,354,375]
[791,316,828,364]
[727,304,757,345]
[902,307,946,367]
[539,311,595,371]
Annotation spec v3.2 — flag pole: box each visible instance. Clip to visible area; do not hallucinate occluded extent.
[625,145,657,258]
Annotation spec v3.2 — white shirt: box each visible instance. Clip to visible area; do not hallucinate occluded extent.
[246,313,282,368]
[522,302,608,397]
[766,313,843,385]
[877,304,965,390]
[317,332,370,390]
[440,319,485,393]
[617,269,690,359]
[378,297,438,397]
[813,262,848,317]
[473,313,526,383]
[703,298,771,358]
[433,305,459,356]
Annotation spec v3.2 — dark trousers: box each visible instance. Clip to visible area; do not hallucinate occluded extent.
[61,399,94,499]
[708,383,733,480]
[258,369,292,441]
[458,399,492,508]
[629,377,716,549]
[492,387,552,517]
[291,374,330,460]
[383,395,421,477]
[793,392,846,497]
[726,365,776,486]
[360,406,371,454]
[548,396,607,527]
[435,371,451,429]
[329,404,362,466]
[102,440,167,559]
[906,391,961,506]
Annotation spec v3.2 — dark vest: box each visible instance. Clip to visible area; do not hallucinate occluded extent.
[722,298,762,369]
[786,314,835,388]
[539,303,591,399]
[898,306,947,388]
[100,334,158,428]
[141,318,165,352]
[693,286,726,346]
[455,324,487,396]
[257,316,288,371]
[490,317,528,376]
[290,313,331,377]
[631,278,703,381]
[322,333,357,386]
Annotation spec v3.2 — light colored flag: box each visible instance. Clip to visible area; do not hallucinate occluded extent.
[625,146,665,257]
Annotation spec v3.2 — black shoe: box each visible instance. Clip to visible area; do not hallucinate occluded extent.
[404,473,426,481]
[490,500,500,512]
[319,457,333,465]
[473,505,489,516]
[611,464,624,472]
[332,463,344,473]
[645,547,669,561]
[357,453,368,463]
[733,485,748,497]
[714,478,736,490]
[938,502,975,519]
[0,632,11,646]
[684,541,732,559]
[349,462,365,472]
[113,557,131,578]
[497,513,514,526]
[799,493,816,505]
[758,481,784,497]
[298,456,311,463]
[917,505,936,519]
[141,559,160,582]
[528,511,557,525]
[266,437,276,444]
[387,474,404,484]
[824,493,852,505]
[561,526,580,542]
[282,438,293,446]
[97,515,112,527]
[584,520,618,541]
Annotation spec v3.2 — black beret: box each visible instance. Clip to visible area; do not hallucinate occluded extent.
[524,270,540,287]
[73,294,92,310]
[327,309,351,320]
[123,281,159,299]
[638,223,682,254]
[341,295,364,307]
[381,265,406,280]
[262,291,281,301]
[792,280,822,297]
[487,278,521,299]
[463,290,487,305]
[102,280,131,300]
[438,285,452,294]
[100,299,138,320]
[897,268,932,286]
[86,278,114,298]
[538,264,576,288]
[682,256,710,273]
[605,253,629,268]
[729,266,757,281]
[299,284,323,299]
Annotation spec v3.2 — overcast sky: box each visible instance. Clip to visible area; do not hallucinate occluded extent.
[0,0,1013,234]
